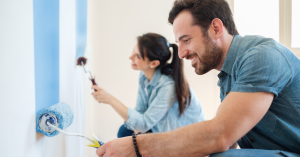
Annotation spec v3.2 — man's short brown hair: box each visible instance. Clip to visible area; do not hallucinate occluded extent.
[168,0,239,36]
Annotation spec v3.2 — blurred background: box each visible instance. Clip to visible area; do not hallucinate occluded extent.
[0,0,299,157]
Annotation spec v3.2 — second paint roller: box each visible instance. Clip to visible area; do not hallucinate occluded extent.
[76,44,97,91]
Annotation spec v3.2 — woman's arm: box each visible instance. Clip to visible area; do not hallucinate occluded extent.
[92,82,176,133]
[126,82,176,132]
[92,85,128,121]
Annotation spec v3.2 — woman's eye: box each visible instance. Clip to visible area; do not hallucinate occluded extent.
[136,54,141,59]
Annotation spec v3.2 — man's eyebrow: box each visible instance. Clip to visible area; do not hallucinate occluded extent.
[176,35,189,43]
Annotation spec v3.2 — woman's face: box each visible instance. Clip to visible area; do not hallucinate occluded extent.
[129,43,152,71]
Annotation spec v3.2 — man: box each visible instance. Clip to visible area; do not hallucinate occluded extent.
[96,0,300,156]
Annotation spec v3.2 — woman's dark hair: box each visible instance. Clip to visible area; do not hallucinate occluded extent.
[168,0,239,36]
[137,33,191,117]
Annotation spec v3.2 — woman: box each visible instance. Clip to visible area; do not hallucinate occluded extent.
[92,33,205,137]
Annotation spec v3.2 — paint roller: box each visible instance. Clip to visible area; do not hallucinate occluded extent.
[76,44,97,91]
[36,102,104,148]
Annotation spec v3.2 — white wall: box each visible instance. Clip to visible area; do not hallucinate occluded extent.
[0,0,39,156]
[88,0,221,142]
[0,1,78,157]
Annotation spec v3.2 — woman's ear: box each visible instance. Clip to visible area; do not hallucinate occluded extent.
[150,60,160,68]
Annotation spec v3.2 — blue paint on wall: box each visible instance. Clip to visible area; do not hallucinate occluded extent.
[33,0,60,113]
[76,0,87,56]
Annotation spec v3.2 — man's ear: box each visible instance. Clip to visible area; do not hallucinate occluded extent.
[209,18,224,40]
[150,60,160,68]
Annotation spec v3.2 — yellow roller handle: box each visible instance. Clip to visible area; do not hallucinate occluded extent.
[87,134,104,149]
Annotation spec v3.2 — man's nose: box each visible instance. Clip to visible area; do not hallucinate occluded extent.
[178,45,188,59]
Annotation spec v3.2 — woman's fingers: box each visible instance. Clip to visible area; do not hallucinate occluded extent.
[91,86,111,104]
[92,85,101,91]
[94,95,103,103]
[91,88,103,103]
[92,87,103,96]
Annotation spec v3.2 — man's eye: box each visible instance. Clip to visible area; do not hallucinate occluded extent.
[184,39,190,44]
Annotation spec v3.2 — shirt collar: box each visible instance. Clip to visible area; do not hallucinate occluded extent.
[221,35,242,75]
[139,69,162,87]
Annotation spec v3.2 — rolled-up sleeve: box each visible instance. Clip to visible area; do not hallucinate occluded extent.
[125,82,176,133]
[232,46,292,98]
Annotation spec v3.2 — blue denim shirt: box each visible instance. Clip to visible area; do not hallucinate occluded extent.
[125,69,205,133]
[218,35,300,154]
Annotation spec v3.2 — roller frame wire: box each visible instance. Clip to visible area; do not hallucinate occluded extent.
[46,121,94,144]
[80,61,97,91]
[81,61,93,79]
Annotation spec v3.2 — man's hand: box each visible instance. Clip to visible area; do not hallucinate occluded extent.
[229,142,238,149]
[96,136,136,157]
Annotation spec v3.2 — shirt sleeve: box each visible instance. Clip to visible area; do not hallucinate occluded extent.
[125,82,176,133]
[231,45,293,98]
[133,86,147,114]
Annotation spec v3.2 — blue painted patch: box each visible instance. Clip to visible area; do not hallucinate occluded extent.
[33,0,60,113]
[76,0,88,59]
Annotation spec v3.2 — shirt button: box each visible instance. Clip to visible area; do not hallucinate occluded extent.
[250,138,255,142]
[220,74,224,77]
[225,91,229,95]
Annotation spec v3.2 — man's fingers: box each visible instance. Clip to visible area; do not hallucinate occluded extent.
[96,144,107,157]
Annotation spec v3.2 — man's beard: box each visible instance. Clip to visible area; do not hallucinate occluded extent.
[195,34,223,75]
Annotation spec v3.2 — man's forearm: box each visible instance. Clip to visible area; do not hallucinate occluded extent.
[131,92,273,157]
[137,120,228,157]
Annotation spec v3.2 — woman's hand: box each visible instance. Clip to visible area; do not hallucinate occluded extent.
[92,85,129,121]
[92,85,115,105]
